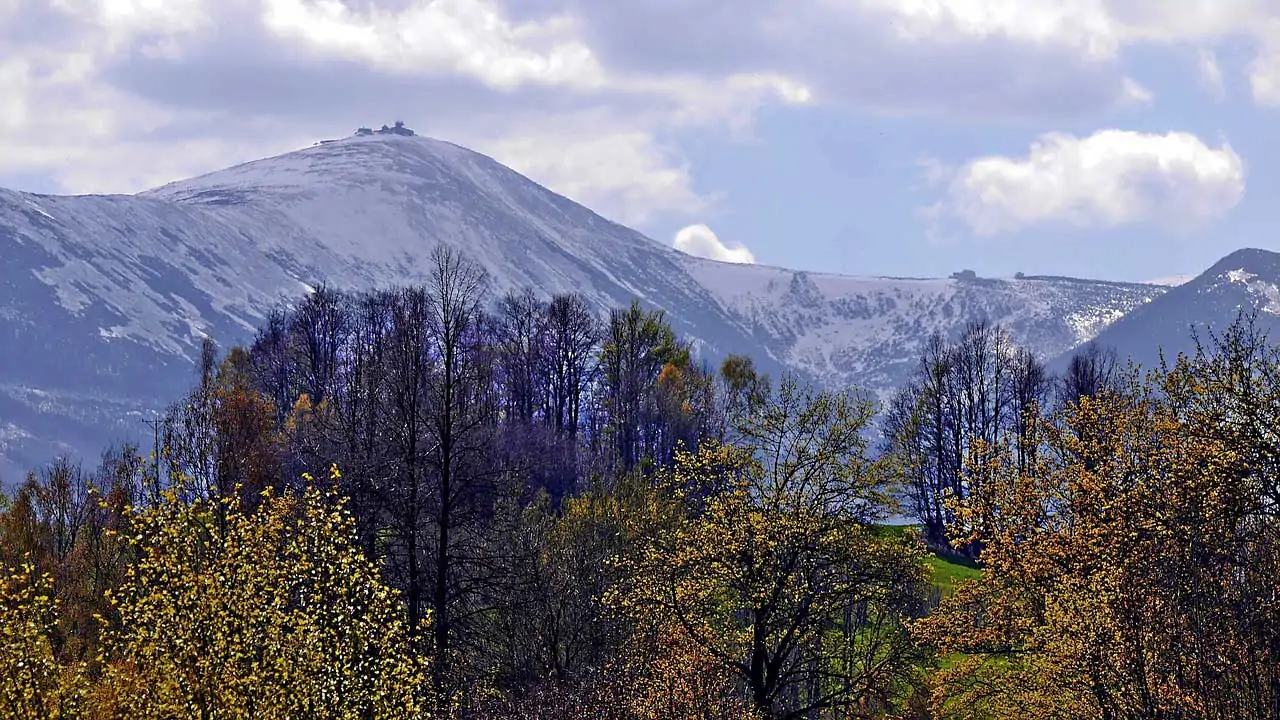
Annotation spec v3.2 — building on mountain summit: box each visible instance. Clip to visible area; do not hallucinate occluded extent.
[355,121,416,137]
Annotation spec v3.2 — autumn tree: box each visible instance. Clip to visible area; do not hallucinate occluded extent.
[0,561,85,719]
[610,624,761,720]
[653,358,716,463]
[613,378,929,719]
[65,256,789,713]
[210,347,281,503]
[0,447,142,664]
[485,467,683,693]
[919,316,1280,720]
[714,353,770,442]
[90,466,428,718]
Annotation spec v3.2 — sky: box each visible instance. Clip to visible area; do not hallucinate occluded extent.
[4,1,1280,283]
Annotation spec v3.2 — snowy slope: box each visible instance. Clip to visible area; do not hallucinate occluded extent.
[0,134,1165,477]
[1067,248,1280,374]
[683,260,1164,397]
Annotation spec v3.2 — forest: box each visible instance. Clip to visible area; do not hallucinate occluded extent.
[2,246,1278,719]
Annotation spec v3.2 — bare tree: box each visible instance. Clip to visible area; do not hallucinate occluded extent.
[381,286,435,648]
[883,323,1046,553]
[249,307,296,427]
[1056,340,1119,407]
[421,245,497,701]
[162,336,221,501]
[1005,347,1052,475]
[496,288,549,426]
[543,293,600,441]
[290,284,346,407]
[598,301,687,473]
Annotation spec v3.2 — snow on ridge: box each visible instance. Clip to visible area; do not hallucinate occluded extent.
[4,133,1167,382]
[143,134,669,292]
[0,133,1174,476]
[1,189,302,358]
[681,253,1165,391]
[1217,269,1280,314]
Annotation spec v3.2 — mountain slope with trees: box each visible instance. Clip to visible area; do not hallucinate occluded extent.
[0,133,1165,478]
[3,242,1279,717]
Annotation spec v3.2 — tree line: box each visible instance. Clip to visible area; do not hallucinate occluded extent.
[881,321,1119,551]
[1,247,1278,719]
[0,247,923,718]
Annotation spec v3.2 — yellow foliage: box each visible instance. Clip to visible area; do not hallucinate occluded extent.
[284,392,315,438]
[0,561,85,719]
[657,362,684,390]
[87,466,428,719]
[610,384,929,719]
[612,624,760,720]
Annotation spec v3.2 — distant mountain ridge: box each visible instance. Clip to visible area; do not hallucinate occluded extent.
[1068,248,1280,372]
[0,134,1177,477]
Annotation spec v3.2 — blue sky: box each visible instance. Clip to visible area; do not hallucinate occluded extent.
[3,1,1280,283]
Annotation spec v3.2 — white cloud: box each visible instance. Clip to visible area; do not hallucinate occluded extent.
[1120,77,1154,104]
[259,0,606,89]
[1199,48,1226,99]
[672,224,755,264]
[915,157,954,188]
[6,0,1280,237]
[480,123,709,226]
[0,0,823,227]
[1248,28,1280,105]
[937,130,1246,236]
[855,0,1123,59]
[553,0,1280,114]
[64,0,211,38]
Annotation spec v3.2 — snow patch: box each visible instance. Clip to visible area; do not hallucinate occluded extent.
[24,199,54,221]
[1224,268,1257,284]
[1,134,1171,474]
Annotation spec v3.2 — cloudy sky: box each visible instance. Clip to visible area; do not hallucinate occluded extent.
[3,0,1280,282]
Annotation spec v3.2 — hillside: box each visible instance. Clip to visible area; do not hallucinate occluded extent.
[1056,247,1280,372]
[0,134,1166,476]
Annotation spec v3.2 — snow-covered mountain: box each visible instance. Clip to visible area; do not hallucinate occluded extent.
[1068,248,1280,372]
[0,134,1166,478]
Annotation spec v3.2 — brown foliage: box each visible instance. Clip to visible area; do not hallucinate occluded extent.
[918,316,1280,720]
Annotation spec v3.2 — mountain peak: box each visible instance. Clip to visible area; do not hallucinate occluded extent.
[0,133,1167,478]
[141,134,484,201]
[1205,247,1280,275]
[1071,246,1280,376]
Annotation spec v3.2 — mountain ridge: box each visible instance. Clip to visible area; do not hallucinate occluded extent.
[1,134,1171,477]
[1071,247,1280,372]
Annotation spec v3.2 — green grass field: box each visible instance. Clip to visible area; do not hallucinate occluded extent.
[925,550,981,596]
[876,524,982,597]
